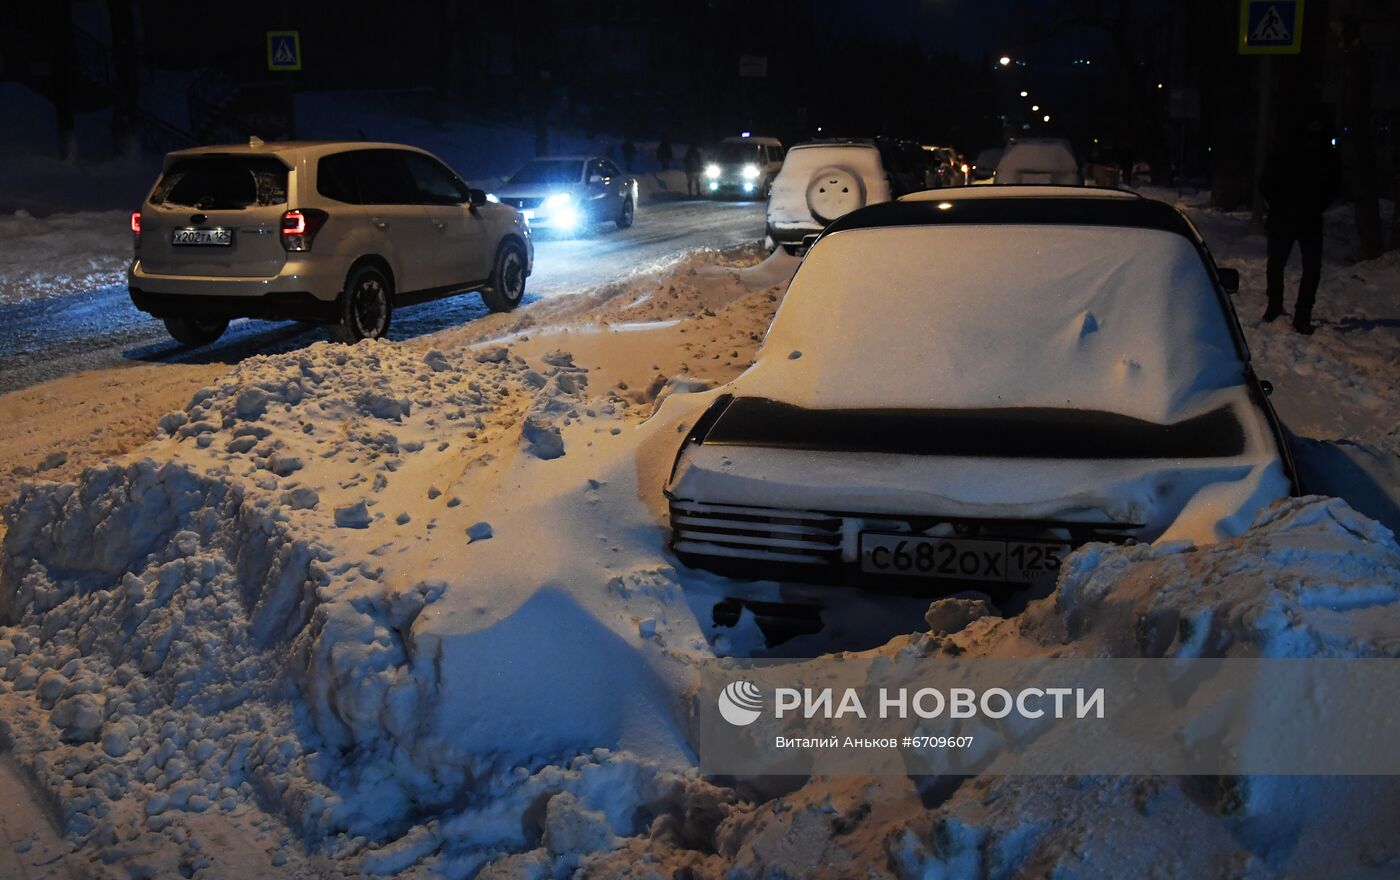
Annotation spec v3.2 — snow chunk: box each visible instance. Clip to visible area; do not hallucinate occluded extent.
[333,500,372,529]
[521,417,565,460]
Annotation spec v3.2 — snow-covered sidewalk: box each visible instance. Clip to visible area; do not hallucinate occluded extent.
[0,195,1398,879]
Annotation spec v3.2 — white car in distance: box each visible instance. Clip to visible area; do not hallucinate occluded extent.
[765,140,893,255]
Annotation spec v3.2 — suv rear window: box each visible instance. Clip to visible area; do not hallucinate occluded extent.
[151,157,288,209]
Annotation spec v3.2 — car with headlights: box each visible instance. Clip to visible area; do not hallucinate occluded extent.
[128,140,532,346]
[764,140,893,255]
[495,156,637,234]
[704,135,784,198]
[666,187,1296,590]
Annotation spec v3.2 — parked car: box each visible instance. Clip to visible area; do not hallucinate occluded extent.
[923,145,969,187]
[128,140,532,346]
[969,147,1003,183]
[705,135,784,198]
[494,156,638,234]
[764,140,893,255]
[666,187,1296,589]
[994,138,1082,185]
[875,137,936,196]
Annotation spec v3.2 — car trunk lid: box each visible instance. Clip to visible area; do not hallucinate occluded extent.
[139,154,291,279]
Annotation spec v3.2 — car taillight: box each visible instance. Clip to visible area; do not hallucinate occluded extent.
[281,209,328,252]
[131,211,141,248]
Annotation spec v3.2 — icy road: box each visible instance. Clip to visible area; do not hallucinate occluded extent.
[0,198,765,394]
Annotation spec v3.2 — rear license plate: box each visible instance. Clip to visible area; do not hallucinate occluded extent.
[171,227,232,246]
[859,533,1069,584]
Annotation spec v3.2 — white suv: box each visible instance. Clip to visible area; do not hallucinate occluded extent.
[128,140,533,346]
[765,140,892,255]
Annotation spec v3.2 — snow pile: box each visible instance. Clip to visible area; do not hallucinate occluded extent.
[0,209,132,305]
[0,246,797,876]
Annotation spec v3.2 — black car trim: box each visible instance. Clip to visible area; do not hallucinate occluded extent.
[695,397,1247,460]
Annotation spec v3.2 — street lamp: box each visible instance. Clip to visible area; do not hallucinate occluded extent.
[998,56,1011,67]
[1043,114,1051,123]
[1019,90,1028,97]
[1032,105,1039,112]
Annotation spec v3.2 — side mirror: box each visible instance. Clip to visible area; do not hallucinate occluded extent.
[1218,267,1240,294]
[468,188,488,207]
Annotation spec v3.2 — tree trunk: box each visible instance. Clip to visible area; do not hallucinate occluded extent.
[49,0,77,161]
[108,0,140,157]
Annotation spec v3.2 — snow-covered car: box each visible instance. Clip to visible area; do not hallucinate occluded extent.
[764,140,893,255]
[969,146,1002,183]
[704,135,784,198]
[994,138,1082,186]
[666,187,1296,588]
[128,140,532,346]
[495,156,638,234]
[495,155,638,233]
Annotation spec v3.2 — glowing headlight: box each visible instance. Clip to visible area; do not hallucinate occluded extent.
[486,192,500,203]
[545,192,573,208]
[553,205,580,229]
[704,164,721,179]
[741,164,760,180]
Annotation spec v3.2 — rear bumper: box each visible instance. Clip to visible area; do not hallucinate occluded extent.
[129,287,339,323]
[128,259,341,322]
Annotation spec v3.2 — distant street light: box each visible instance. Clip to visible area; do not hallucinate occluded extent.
[999,56,1012,67]
[1032,105,1039,112]
[1019,90,1028,97]
[1156,82,1164,89]
[1043,114,1051,122]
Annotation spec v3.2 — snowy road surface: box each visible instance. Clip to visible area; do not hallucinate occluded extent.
[0,198,764,394]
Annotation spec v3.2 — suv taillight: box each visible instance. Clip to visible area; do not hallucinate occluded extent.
[131,211,142,248]
[281,209,328,252]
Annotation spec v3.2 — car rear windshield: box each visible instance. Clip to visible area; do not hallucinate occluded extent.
[151,156,288,209]
[509,160,583,185]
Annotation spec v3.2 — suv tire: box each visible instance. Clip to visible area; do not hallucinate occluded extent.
[163,316,228,347]
[333,265,393,343]
[481,242,527,312]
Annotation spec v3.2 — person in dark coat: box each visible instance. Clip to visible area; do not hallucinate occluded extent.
[684,143,703,197]
[1258,115,1342,334]
[656,140,673,171]
[620,138,637,172]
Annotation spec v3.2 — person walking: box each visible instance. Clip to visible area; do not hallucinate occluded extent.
[656,140,673,171]
[684,143,703,197]
[1258,114,1342,335]
[620,138,637,172]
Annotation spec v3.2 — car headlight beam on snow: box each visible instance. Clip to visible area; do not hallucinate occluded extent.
[545,192,573,208]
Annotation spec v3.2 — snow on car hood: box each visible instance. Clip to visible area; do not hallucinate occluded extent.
[671,224,1290,543]
[734,224,1243,424]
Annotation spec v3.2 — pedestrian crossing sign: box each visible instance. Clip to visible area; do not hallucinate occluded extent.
[267,30,302,71]
[1240,0,1304,55]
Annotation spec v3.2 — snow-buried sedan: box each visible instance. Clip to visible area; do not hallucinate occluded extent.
[665,186,1298,589]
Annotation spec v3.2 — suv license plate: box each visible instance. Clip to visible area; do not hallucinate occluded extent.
[859,533,1069,583]
[171,227,232,246]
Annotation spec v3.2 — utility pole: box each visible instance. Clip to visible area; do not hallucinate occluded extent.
[1249,54,1275,229]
